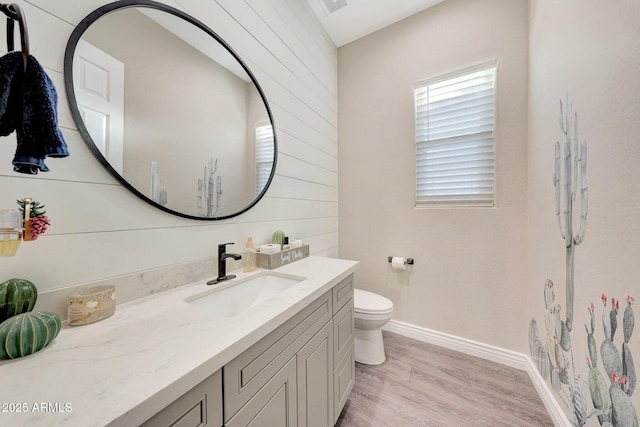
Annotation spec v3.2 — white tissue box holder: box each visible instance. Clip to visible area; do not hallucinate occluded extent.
[257,244,309,269]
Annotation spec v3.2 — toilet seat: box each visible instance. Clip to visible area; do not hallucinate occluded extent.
[354,289,393,315]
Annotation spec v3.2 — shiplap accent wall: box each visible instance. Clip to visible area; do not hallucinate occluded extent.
[0,0,338,292]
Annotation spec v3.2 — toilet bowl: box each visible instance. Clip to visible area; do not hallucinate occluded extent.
[353,289,393,365]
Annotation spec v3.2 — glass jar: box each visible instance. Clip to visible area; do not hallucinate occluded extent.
[0,209,23,256]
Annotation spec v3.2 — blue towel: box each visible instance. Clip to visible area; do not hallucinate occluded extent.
[0,52,23,136]
[11,54,70,174]
[0,52,70,174]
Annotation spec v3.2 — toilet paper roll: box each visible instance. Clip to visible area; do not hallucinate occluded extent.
[289,239,302,248]
[391,257,407,270]
[259,244,280,254]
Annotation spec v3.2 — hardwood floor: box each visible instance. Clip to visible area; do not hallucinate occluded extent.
[336,331,554,427]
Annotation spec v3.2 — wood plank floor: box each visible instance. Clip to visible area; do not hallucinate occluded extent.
[336,331,554,427]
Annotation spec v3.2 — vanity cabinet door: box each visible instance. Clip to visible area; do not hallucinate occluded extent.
[225,357,297,427]
[141,370,222,427]
[297,321,333,427]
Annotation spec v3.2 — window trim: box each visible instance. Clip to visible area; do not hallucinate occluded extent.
[414,60,498,208]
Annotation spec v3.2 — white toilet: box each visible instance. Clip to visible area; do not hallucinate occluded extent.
[353,289,394,365]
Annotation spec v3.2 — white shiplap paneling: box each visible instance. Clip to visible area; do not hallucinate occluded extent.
[246,0,337,97]
[0,0,338,291]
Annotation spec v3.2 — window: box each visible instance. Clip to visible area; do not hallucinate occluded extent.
[255,124,274,195]
[414,62,497,207]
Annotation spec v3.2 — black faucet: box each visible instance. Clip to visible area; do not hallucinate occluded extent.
[207,242,242,285]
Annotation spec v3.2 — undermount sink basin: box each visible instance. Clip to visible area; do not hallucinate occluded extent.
[185,272,305,318]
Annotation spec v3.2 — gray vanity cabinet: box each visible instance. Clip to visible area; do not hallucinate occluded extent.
[141,370,222,427]
[223,274,355,427]
[140,275,355,427]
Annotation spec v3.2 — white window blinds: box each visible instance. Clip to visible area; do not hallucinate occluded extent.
[414,62,497,206]
[255,124,274,195]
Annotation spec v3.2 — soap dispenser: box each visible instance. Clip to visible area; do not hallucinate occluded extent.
[242,236,257,272]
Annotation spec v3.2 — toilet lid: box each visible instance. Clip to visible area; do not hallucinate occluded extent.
[354,289,393,314]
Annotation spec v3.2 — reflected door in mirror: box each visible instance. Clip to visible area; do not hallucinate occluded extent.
[73,40,125,174]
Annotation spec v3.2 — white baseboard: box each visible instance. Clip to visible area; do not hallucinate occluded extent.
[524,355,572,427]
[382,319,571,427]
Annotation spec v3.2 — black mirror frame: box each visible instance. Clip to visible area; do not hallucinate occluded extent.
[63,0,277,220]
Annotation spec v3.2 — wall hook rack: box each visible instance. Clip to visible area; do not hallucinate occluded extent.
[1,3,29,70]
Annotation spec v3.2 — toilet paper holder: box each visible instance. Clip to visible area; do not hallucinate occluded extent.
[387,256,414,265]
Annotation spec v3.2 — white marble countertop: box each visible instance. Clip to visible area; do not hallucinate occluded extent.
[0,256,358,427]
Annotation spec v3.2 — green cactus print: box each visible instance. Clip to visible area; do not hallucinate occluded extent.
[530,287,638,426]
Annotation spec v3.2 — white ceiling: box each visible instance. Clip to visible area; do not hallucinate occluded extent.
[306,0,445,47]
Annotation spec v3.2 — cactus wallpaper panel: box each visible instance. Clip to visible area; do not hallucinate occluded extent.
[529,93,637,426]
[530,91,638,426]
[527,0,640,425]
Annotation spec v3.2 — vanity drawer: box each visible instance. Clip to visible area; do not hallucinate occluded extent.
[332,275,353,315]
[223,290,332,422]
[333,297,354,366]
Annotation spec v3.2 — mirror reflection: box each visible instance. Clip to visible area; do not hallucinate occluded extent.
[65,3,276,219]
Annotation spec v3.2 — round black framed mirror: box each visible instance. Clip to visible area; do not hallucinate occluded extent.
[64,0,277,220]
